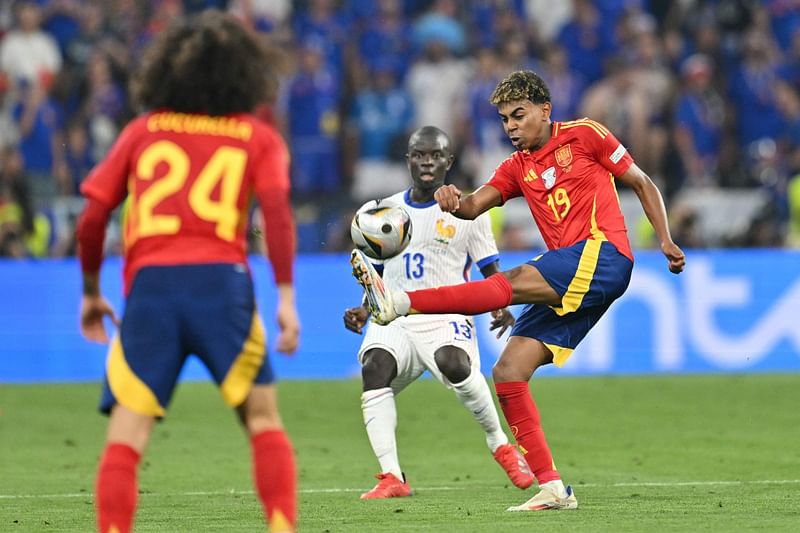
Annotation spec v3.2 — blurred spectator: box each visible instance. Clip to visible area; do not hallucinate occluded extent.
[41,0,82,56]
[535,43,585,122]
[524,0,572,43]
[580,59,656,175]
[557,0,614,85]
[728,30,785,151]
[470,0,526,49]
[411,0,466,56]
[779,26,800,89]
[293,0,348,79]
[673,54,726,188]
[228,0,292,35]
[63,2,127,72]
[496,32,536,73]
[357,0,411,79]
[82,52,125,160]
[464,47,509,183]
[775,80,800,175]
[62,118,93,195]
[346,61,413,201]
[406,40,470,147]
[0,146,51,257]
[11,77,65,202]
[0,1,62,100]
[286,39,342,198]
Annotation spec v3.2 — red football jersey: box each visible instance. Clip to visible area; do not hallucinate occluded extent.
[487,118,634,260]
[81,111,293,292]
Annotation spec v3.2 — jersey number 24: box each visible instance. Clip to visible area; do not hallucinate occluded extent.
[131,140,247,243]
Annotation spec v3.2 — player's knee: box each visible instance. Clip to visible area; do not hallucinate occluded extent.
[492,357,527,383]
[238,385,283,435]
[361,349,397,390]
[434,347,471,383]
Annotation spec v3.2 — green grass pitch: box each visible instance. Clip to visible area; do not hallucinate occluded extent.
[2,374,799,532]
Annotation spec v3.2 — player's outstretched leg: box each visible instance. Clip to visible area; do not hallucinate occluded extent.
[350,250,404,324]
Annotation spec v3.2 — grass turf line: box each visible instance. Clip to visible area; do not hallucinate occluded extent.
[1,374,799,532]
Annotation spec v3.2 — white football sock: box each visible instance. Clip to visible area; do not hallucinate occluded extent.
[361,387,403,480]
[452,371,508,452]
[393,290,411,316]
[540,479,567,498]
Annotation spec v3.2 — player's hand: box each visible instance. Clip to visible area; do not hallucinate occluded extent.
[276,301,300,355]
[661,241,685,274]
[80,294,119,344]
[434,184,462,213]
[344,306,369,334]
[489,307,515,338]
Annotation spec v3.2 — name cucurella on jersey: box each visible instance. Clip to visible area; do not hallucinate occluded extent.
[146,112,253,141]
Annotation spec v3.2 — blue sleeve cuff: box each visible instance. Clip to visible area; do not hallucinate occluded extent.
[476,254,500,269]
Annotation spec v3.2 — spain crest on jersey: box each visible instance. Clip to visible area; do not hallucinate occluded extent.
[555,144,573,167]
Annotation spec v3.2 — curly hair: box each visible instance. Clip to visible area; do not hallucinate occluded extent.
[131,10,288,115]
[489,70,551,107]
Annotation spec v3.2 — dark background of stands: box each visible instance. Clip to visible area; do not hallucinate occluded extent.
[1,0,799,258]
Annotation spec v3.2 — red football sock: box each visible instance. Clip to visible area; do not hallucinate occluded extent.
[95,443,140,533]
[407,273,513,315]
[251,429,297,532]
[495,381,560,484]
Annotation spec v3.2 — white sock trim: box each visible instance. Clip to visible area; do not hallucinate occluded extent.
[393,290,411,316]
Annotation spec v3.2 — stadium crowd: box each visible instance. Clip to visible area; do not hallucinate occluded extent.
[1,0,800,258]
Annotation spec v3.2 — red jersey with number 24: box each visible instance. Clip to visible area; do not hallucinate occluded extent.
[80,111,293,292]
[487,118,634,261]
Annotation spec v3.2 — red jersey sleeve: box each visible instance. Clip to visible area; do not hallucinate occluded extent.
[583,121,634,177]
[80,120,141,208]
[485,155,523,204]
[76,198,113,273]
[253,127,295,285]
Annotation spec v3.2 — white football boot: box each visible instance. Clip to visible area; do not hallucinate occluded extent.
[350,249,399,325]
[506,481,578,511]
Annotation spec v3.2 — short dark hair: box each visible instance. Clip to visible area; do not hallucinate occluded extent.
[408,126,451,152]
[490,70,551,106]
[132,10,288,115]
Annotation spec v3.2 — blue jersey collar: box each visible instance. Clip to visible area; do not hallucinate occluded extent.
[404,189,438,208]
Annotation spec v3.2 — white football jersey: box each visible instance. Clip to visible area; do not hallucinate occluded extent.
[358,189,500,293]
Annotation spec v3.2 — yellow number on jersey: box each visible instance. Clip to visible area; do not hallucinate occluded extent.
[546,187,571,222]
[133,140,248,242]
[189,147,247,242]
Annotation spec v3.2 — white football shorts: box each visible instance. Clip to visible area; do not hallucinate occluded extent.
[358,314,481,393]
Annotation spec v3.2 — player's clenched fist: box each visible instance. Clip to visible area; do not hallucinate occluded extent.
[434,184,462,213]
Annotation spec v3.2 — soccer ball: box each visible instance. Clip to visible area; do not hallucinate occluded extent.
[350,205,412,260]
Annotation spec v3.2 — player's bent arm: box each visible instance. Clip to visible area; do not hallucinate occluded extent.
[617,164,675,248]
[448,185,503,220]
[76,198,113,296]
[617,164,686,273]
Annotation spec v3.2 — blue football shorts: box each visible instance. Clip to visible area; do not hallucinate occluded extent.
[99,263,274,416]
[510,238,633,367]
